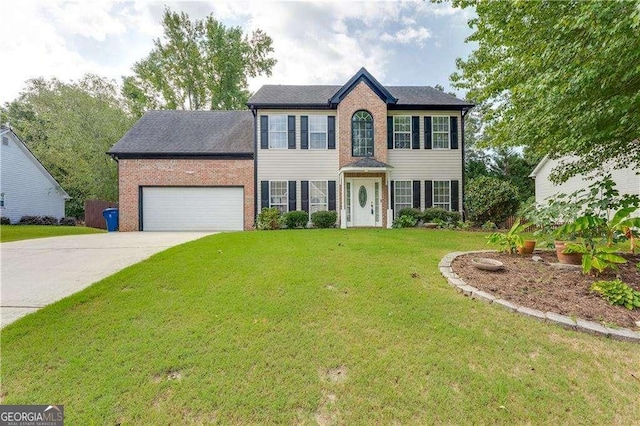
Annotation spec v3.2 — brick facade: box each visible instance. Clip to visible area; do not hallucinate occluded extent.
[336,81,388,168]
[118,158,254,231]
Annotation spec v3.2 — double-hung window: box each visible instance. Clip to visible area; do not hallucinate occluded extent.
[394,181,412,217]
[309,116,327,149]
[393,116,411,149]
[309,181,328,213]
[433,181,451,210]
[269,181,288,213]
[432,116,450,149]
[269,115,287,149]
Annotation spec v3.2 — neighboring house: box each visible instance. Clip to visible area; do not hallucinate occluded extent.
[109,68,473,231]
[529,155,640,206]
[0,126,70,223]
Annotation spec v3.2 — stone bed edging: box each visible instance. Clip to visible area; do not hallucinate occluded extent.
[439,251,640,343]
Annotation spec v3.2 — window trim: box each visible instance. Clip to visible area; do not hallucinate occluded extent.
[309,180,328,214]
[393,115,412,149]
[268,115,288,149]
[431,115,450,150]
[351,110,374,157]
[433,180,452,211]
[269,180,288,213]
[394,180,413,218]
[308,115,328,150]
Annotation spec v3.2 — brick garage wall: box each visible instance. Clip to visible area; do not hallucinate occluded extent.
[118,158,254,231]
[336,81,388,168]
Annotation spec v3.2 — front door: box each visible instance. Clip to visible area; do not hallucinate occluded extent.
[350,178,378,227]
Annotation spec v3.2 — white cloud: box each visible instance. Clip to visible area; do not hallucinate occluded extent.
[41,1,127,42]
[380,27,431,45]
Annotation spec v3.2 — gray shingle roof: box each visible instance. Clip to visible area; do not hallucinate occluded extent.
[248,85,472,107]
[343,157,393,168]
[109,110,253,156]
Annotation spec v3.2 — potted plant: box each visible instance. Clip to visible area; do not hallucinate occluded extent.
[517,239,537,254]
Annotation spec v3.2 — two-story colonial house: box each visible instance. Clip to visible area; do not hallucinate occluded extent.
[109,68,473,231]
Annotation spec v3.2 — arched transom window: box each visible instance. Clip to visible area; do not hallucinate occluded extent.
[352,110,374,157]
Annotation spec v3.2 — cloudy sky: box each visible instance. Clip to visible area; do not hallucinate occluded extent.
[0,0,477,104]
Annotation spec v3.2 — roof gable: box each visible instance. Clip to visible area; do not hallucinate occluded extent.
[329,67,397,106]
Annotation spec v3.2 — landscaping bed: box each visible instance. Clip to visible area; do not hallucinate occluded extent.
[452,250,640,329]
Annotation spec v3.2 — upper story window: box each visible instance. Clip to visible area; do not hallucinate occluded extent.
[432,116,450,149]
[393,116,411,149]
[352,110,373,157]
[269,115,288,149]
[309,116,327,149]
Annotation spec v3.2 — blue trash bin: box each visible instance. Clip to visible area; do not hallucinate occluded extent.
[103,208,119,232]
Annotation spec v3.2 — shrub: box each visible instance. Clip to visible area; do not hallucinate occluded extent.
[311,211,337,228]
[18,215,58,225]
[590,279,640,310]
[1,217,10,225]
[422,208,461,224]
[392,214,417,228]
[481,221,497,230]
[466,176,520,225]
[283,211,309,229]
[59,217,77,226]
[256,208,283,230]
[397,208,422,222]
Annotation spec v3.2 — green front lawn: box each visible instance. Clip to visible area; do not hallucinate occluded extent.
[2,229,638,423]
[0,225,104,242]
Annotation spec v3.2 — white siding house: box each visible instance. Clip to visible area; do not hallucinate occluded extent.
[0,126,70,223]
[530,155,640,212]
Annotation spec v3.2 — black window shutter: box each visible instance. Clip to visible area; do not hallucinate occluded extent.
[260,116,269,149]
[451,180,459,211]
[288,181,296,211]
[424,117,432,149]
[412,180,421,209]
[390,181,395,211]
[288,115,296,149]
[450,116,458,149]
[387,116,393,149]
[328,116,336,149]
[425,180,433,208]
[301,181,309,212]
[328,181,336,211]
[412,116,420,149]
[261,181,269,209]
[301,116,308,150]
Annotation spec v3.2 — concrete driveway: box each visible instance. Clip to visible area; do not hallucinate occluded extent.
[0,231,215,327]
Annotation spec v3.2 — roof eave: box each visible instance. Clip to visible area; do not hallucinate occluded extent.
[109,152,254,160]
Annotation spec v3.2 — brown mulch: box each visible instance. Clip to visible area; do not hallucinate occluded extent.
[452,251,640,329]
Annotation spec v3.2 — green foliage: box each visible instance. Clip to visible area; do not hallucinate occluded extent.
[256,208,282,230]
[466,176,520,225]
[590,279,640,310]
[18,215,58,225]
[563,243,627,275]
[1,75,134,217]
[283,211,309,229]
[123,7,276,113]
[486,219,532,254]
[310,211,337,228]
[451,1,640,182]
[481,221,497,231]
[0,225,103,242]
[1,217,9,225]
[422,208,459,223]
[397,208,422,222]
[392,214,418,229]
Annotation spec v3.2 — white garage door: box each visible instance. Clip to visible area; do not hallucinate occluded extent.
[142,187,244,231]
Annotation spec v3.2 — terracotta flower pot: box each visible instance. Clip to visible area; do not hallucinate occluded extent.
[554,241,583,265]
[517,240,536,255]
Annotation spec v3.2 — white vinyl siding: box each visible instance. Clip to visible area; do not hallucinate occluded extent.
[393,116,411,149]
[269,115,287,149]
[309,115,328,150]
[433,181,451,211]
[309,180,328,213]
[394,181,412,218]
[142,187,243,231]
[432,116,450,149]
[269,181,288,213]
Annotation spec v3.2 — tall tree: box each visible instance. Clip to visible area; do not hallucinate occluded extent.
[123,8,276,114]
[451,0,640,183]
[1,75,135,217]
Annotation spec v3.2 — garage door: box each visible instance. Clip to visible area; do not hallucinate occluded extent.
[142,187,244,231]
